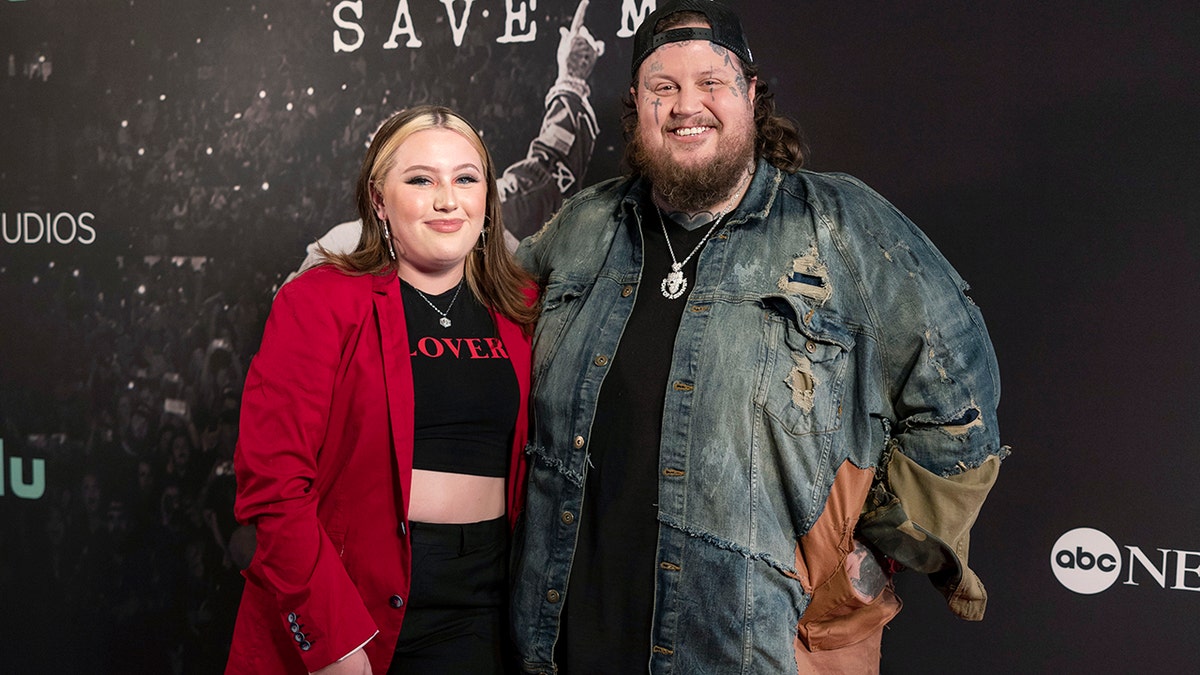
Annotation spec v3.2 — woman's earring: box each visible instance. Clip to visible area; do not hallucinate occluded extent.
[476,217,490,253]
[382,219,397,260]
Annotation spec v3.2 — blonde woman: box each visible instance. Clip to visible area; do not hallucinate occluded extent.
[227,106,536,675]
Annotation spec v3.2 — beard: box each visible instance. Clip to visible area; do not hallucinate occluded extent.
[628,119,756,214]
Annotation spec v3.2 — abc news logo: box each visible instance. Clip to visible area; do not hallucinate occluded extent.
[1051,528,1200,595]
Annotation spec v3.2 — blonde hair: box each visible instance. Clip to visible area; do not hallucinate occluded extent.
[324,105,537,329]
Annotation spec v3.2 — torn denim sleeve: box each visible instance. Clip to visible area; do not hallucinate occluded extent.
[858,441,1004,620]
[864,269,1008,619]
[866,263,1008,618]
[827,174,1009,620]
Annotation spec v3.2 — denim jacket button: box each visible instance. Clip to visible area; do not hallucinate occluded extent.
[573,435,585,449]
[546,589,561,603]
[593,354,609,367]
[805,340,818,353]
[561,511,575,525]
[621,285,634,297]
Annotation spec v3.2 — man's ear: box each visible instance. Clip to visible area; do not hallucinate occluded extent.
[748,76,758,105]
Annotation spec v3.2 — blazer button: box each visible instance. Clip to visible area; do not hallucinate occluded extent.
[300,641,312,651]
[287,612,298,623]
[390,595,405,609]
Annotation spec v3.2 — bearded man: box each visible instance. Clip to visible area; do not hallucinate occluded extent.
[511,1,1008,673]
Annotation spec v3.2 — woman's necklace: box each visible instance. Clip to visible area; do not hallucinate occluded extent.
[412,278,464,328]
[658,171,751,300]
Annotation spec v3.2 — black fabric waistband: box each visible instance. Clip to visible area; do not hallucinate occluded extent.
[408,516,507,549]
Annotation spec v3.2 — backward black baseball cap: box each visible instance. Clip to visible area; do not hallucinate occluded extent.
[630,0,754,79]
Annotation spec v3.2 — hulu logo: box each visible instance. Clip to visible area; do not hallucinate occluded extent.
[0,438,46,500]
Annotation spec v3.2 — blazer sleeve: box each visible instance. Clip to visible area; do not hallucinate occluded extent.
[233,275,378,671]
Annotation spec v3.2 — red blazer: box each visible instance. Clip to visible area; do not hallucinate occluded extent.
[226,266,532,675]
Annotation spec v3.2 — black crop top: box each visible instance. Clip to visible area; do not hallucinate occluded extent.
[401,279,518,477]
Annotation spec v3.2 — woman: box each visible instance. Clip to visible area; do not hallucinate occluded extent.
[226,106,537,675]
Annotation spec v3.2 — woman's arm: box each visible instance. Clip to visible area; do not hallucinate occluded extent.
[233,274,379,671]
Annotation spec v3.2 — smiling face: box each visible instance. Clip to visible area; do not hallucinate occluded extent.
[372,127,487,290]
[631,26,757,213]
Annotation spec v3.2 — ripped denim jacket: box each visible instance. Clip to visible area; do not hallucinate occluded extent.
[511,161,1007,673]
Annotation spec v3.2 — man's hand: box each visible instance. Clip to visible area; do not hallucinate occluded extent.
[845,537,890,603]
[557,0,605,82]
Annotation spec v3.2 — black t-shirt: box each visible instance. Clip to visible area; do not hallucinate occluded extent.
[401,279,518,478]
[559,209,720,672]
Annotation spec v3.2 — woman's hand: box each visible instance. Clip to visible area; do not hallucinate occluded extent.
[311,647,372,675]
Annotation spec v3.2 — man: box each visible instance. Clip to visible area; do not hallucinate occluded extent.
[511,1,1007,672]
[287,0,604,281]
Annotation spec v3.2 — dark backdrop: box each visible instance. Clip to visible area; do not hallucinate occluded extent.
[2,1,1197,672]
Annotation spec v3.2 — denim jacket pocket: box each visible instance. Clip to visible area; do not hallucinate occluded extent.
[532,278,591,383]
[758,294,854,436]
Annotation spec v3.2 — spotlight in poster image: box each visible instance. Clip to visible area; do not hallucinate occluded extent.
[1,211,97,245]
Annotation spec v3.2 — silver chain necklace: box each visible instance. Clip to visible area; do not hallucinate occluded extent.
[658,171,750,300]
[412,278,464,328]
[659,212,724,299]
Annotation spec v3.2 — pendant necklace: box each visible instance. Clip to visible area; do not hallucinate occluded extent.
[412,278,464,328]
[658,171,750,300]
[659,211,724,300]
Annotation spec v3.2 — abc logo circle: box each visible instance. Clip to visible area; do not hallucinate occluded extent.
[1051,527,1121,594]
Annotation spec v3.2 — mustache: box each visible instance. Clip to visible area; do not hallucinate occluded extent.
[666,118,721,132]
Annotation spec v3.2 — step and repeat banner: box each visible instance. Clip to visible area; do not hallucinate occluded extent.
[1,1,1196,672]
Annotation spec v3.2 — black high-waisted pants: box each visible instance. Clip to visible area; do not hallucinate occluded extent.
[388,516,513,675]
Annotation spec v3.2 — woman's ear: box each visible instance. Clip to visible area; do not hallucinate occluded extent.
[370,185,387,222]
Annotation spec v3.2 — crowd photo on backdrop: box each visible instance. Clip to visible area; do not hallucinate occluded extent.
[290,0,606,274]
[509,1,1008,673]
